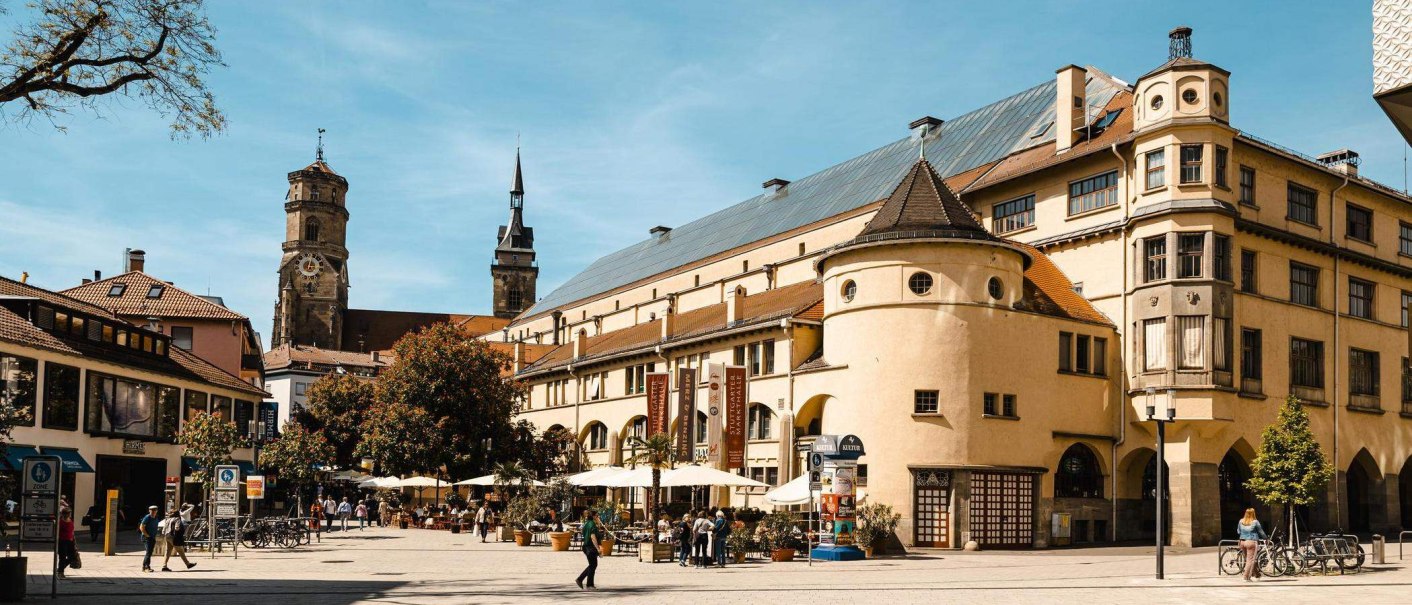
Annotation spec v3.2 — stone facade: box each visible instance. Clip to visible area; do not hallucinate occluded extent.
[272,159,350,350]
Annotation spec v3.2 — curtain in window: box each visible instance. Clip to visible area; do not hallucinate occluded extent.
[1177,316,1205,369]
[1212,318,1229,371]
[1143,319,1166,371]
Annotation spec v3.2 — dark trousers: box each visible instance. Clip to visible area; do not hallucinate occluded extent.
[693,536,709,565]
[141,537,156,569]
[679,541,690,564]
[714,536,727,566]
[576,544,598,587]
[88,523,101,542]
[58,540,76,572]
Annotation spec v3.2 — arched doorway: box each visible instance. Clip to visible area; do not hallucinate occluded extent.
[1219,449,1255,537]
[1346,449,1379,533]
[1400,456,1412,530]
[1116,448,1169,542]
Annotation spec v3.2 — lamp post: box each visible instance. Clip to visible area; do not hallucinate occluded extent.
[1145,387,1176,580]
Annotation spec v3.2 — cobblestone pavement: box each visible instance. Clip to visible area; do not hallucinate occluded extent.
[11,527,1412,604]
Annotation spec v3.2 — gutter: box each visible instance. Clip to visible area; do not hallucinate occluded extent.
[1109,141,1131,543]
[1330,172,1350,527]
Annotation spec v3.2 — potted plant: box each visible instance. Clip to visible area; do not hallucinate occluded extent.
[856,502,901,557]
[543,477,577,551]
[590,500,623,556]
[760,511,802,562]
[505,493,543,547]
[726,526,752,564]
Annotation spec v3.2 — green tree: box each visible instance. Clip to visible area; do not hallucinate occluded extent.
[258,419,333,512]
[298,373,372,469]
[176,409,243,494]
[355,401,441,477]
[0,0,225,137]
[1247,396,1334,540]
[492,460,531,502]
[0,375,34,497]
[374,322,525,478]
[503,421,584,480]
[626,432,675,520]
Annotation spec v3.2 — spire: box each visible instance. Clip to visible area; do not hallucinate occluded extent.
[853,158,996,242]
[511,147,524,196]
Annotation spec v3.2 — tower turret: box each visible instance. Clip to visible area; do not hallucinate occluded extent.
[273,130,350,349]
[492,149,539,319]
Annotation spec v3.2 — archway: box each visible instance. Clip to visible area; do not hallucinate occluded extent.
[1054,443,1104,499]
[1401,456,1412,530]
[1116,448,1169,542]
[1347,449,1379,533]
[1218,449,1255,537]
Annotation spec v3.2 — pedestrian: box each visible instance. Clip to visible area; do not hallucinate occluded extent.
[56,509,76,578]
[476,502,490,542]
[1236,508,1267,582]
[378,499,391,527]
[338,497,352,532]
[712,510,729,567]
[180,503,196,523]
[355,501,368,530]
[692,510,711,567]
[323,496,337,531]
[138,505,161,572]
[310,500,324,534]
[575,510,601,590]
[160,508,196,572]
[676,513,692,567]
[84,503,103,543]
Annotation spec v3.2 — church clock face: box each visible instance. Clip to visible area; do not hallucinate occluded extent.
[297,253,322,277]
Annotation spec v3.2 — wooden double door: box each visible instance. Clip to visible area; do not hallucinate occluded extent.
[969,471,1035,548]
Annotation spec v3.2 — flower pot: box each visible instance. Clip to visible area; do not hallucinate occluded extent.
[770,548,795,562]
[599,537,616,556]
[549,531,572,551]
[869,539,885,556]
[733,551,747,564]
[399,519,409,530]
[450,524,462,534]
[863,546,874,558]
[0,557,26,602]
[514,530,532,546]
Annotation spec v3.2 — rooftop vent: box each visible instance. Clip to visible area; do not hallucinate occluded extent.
[1316,149,1360,177]
[1169,26,1193,60]
[649,225,673,237]
[909,116,943,136]
[762,178,790,193]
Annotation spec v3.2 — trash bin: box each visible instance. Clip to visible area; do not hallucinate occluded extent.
[0,556,26,602]
[1372,534,1385,565]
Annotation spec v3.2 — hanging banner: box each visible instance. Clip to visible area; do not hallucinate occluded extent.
[676,367,697,460]
[724,365,747,469]
[706,363,724,463]
[646,372,670,436]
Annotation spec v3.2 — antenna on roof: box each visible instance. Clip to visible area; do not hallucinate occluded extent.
[316,128,326,162]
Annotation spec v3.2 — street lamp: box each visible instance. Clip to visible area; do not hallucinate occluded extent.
[1145,387,1176,580]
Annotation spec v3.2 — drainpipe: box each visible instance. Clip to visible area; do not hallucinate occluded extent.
[1329,173,1349,528]
[1110,141,1131,542]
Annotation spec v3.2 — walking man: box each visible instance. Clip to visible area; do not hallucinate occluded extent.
[323,496,336,531]
[160,508,196,571]
[138,505,161,572]
[338,497,352,532]
[476,502,490,542]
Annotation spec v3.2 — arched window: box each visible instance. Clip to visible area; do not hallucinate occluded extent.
[628,417,647,441]
[1055,444,1103,498]
[748,404,772,440]
[695,411,708,444]
[585,422,609,451]
[507,286,523,310]
[305,217,321,242]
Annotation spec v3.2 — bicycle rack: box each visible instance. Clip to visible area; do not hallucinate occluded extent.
[1400,530,1411,560]
[1217,540,1241,575]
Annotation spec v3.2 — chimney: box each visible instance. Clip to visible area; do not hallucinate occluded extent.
[125,248,146,273]
[726,286,746,323]
[551,310,563,345]
[762,178,790,194]
[512,341,525,373]
[572,329,586,358]
[82,278,92,285]
[649,225,672,238]
[909,116,943,139]
[94,270,101,281]
[1316,149,1360,178]
[20,272,28,284]
[1056,65,1087,153]
[371,351,381,363]
[1169,26,1193,60]
[660,295,677,340]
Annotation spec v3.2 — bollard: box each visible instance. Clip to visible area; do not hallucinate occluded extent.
[1372,534,1385,565]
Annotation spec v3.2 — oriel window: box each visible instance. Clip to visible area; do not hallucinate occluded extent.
[1179,145,1203,184]
[1177,233,1204,278]
[1144,236,1167,282]
[1145,149,1166,189]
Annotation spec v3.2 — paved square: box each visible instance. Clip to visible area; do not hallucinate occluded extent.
[15,527,1412,604]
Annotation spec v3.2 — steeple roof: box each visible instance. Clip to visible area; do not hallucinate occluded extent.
[511,150,524,195]
[852,158,998,243]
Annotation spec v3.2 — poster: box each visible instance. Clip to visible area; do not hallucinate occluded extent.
[724,365,747,469]
[646,372,670,436]
[676,368,697,460]
[706,364,723,463]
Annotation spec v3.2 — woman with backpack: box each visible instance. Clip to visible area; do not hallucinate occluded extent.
[160,508,196,571]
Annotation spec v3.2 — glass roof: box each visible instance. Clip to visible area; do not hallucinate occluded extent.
[520,73,1126,320]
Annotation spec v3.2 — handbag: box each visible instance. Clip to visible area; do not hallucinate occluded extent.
[71,550,83,569]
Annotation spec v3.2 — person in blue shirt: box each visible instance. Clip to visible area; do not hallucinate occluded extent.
[138,505,161,572]
[1236,508,1267,581]
[712,511,729,567]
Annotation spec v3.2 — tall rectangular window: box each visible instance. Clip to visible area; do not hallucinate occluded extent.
[0,354,38,426]
[1176,316,1206,370]
[1239,166,1256,205]
[43,362,80,431]
[1290,262,1319,307]
[1347,204,1374,243]
[1213,317,1231,371]
[1403,291,1412,328]
[1002,394,1017,417]
[1177,233,1205,278]
[1287,183,1318,225]
[1401,222,1412,256]
[983,392,998,416]
[1240,250,1258,293]
[1093,338,1107,376]
[1348,277,1375,320]
[1404,357,1412,405]
[748,342,762,376]
[733,345,746,367]
[1290,338,1324,389]
[761,339,775,375]
[1144,236,1167,282]
[1349,349,1380,398]
[1145,149,1166,189]
[1143,318,1167,371]
[1068,170,1119,215]
[1180,145,1204,183]
[1213,235,1231,281]
[1240,328,1263,380]
[1076,335,1091,374]
[1058,332,1073,372]
[994,195,1035,233]
[1214,146,1229,188]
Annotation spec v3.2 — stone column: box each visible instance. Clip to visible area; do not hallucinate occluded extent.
[1382,474,1401,536]
[1159,438,1221,547]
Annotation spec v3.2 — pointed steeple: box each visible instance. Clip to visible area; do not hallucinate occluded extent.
[854,158,996,242]
[511,148,525,197]
[497,148,533,252]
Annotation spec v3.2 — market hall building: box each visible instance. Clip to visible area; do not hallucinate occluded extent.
[498,29,1412,549]
[1,275,265,528]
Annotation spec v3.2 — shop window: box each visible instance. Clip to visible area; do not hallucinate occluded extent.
[43,362,80,431]
[184,390,208,421]
[0,354,38,426]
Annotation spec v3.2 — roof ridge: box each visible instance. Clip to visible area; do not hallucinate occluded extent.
[64,271,247,320]
[0,274,125,321]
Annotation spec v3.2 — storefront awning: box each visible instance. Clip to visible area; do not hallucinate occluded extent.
[183,457,255,476]
[2,445,40,470]
[39,447,94,473]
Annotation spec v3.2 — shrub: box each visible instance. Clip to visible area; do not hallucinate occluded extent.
[857,502,901,547]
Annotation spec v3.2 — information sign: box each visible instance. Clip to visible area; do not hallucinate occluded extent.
[214,465,240,490]
[215,502,239,517]
[23,458,58,493]
[247,475,265,500]
[215,490,239,504]
[21,521,55,541]
[22,496,56,516]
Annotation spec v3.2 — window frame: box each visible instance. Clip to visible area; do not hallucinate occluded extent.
[993,194,1036,234]
[1290,262,1320,308]
[1240,327,1263,381]
[1067,170,1119,216]
[1143,236,1168,282]
[1346,204,1374,244]
[1238,165,1256,206]
[42,361,81,431]
[914,390,939,415]
[1214,235,1231,282]
[1179,144,1204,184]
[1287,182,1318,226]
[1349,348,1381,398]
[1145,148,1166,190]
[1240,249,1258,294]
[1214,146,1229,188]
[1177,232,1205,279]
[1348,277,1375,320]
[1290,337,1325,389]
[1400,222,1412,257]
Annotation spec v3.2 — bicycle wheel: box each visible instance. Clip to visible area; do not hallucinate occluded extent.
[1351,543,1365,569]
[1220,548,1245,575]
[1260,549,1290,577]
[1284,547,1307,575]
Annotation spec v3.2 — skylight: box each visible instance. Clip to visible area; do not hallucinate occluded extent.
[1093,108,1123,130]
[108,284,126,297]
[146,285,164,299]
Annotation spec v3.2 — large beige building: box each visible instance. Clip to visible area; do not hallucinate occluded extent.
[500,28,1412,548]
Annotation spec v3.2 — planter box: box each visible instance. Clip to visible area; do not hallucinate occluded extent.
[599,538,616,556]
[0,557,25,602]
[549,531,572,551]
[498,526,515,542]
[639,542,674,563]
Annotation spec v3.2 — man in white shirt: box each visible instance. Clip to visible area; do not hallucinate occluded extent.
[323,497,336,530]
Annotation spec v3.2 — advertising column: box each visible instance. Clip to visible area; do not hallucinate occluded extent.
[811,435,866,561]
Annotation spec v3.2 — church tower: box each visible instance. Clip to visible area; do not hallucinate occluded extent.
[273,132,350,349]
[491,150,538,319]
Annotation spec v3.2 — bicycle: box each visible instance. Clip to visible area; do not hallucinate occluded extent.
[1220,533,1291,577]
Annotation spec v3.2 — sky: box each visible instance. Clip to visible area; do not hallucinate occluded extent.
[0,1,1403,350]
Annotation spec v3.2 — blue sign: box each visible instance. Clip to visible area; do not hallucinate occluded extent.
[29,462,51,484]
[220,468,236,484]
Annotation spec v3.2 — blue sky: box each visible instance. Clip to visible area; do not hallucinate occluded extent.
[0,1,1400,349]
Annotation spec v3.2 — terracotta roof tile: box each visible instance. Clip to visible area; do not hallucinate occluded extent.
[966,91,1134,192]
[1015,242,1112,326]
[855,159,994,241]
[342,309,507,352]
[263,343,389,372]
[63,271,245,321]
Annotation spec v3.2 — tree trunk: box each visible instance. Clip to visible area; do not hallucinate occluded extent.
[649,469,660,521]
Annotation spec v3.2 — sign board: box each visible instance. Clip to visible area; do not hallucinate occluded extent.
[23,458,58,493]
[645,372,670,436]
[808,470,822,492]
[246,475,265,500]
[723,365,747,469]
[258,401,281,440]
[22,496,56,517]
[215,489,239,504]
[811,435,839,455]
[705,363,723,463]
[675,368,696,460]
[215,502,238,517]
[214,465,240,490]
[122,439,145,454]
[808,453,824,471]
[21,521,55,541]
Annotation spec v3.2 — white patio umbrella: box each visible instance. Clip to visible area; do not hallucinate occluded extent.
[454,474,545,487]
[598,466,657,488]
[358,476,400,489]
[565,466,625,486]
[763,473,814,506]
[397,476,446,488]
[661,465,769,488]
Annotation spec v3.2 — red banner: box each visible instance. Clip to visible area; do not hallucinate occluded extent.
[724,365,747,469]
[646,372,670,436]
[676,368,697,460]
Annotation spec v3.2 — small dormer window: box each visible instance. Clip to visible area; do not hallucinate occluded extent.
[108,284,126,297]
[147,285,164,299]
